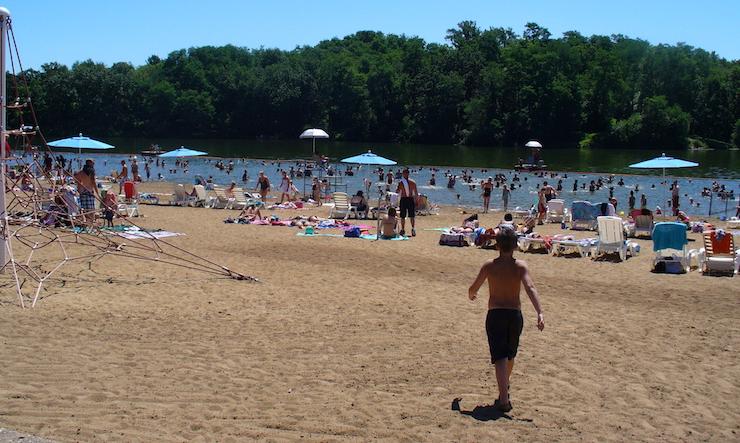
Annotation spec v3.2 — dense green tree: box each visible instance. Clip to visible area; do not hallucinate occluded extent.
[9,22,738,148]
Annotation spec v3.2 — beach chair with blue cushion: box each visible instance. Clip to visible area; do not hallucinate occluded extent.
[651,222,697,273]
[570,201,600,230]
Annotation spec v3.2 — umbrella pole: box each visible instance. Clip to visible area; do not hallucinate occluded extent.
[312,138,316,156]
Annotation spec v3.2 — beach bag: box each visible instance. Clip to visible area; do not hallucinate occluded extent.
[344,226,361,238]
[439,233,469,247]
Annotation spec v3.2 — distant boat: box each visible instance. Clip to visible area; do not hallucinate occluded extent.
[140,144,162,157]
[514,140,548,171]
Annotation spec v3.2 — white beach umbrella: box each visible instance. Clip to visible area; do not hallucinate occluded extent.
[299,128,329,156]
[524,140,543,148]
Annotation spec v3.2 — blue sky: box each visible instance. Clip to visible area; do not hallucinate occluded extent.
[2,0,738,69]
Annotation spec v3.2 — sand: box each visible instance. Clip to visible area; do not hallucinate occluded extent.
[1,184,739,442]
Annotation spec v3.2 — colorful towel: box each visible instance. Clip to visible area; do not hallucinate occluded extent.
[360,234,409,241]
[710,230,732,254]
[117,230,184,240]
[296,232,344,238]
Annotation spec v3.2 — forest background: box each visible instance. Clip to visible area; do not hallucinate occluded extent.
[11,22,740,149]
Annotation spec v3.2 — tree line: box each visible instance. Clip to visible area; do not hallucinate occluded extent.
[11,21,740,149]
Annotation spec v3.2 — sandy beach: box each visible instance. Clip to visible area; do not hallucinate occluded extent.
[1,183,738,442]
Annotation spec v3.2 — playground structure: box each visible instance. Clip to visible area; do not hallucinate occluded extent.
[0,9,256,308]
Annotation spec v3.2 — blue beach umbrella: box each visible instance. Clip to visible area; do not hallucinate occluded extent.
[340,150,397,166]
[629,153,698,211]
[158,146,208,158]
[47,133,115,155]
[342,150,398,240]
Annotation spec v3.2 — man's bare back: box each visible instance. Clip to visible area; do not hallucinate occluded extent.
[481,257,525,309]
[469,255,543,330]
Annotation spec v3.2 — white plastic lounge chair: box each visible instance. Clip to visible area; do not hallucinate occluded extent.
[209,187,231,209]
[329,192,353,219]
[545,199,569,224]
[727,217,740,229]
[550,238,595,258]
[192,185,208,207]
[121,181,140,217]
[415,195,433,216]
[699,231,737,276]
[173,184,196,206]
[517,235,549,253]
[228,187,248,210]
[651,222,696,273]
[592,216,639,261]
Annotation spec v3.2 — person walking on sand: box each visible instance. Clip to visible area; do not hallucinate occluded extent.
[395,168,418,236]
[482,177,494,213]
[255,171,270,203]
[467,226,544,412]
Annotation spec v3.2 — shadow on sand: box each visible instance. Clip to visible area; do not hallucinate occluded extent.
[451,397,534,423]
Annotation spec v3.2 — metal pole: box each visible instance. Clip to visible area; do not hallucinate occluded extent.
[0,7,10,273]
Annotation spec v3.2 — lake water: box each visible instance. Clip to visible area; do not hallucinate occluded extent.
[25,138,740,217]
[100,137,740,179]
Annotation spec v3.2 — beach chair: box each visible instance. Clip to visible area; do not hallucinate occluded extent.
[517,234,550,253]
[550,237,596,258]
[329,192,353,219]
[727,217,740,229]
[121,181,140,217]
[209,187,231,209]
[651,222,696,273]
[592,216,638,261]
[698,230,737,276]
[415,194,431,216]
[570,201,599,230]
[633,214,654,238]
[192,185,208,207]
[173,184,196,206]
[545,199,569,224]
[228,187,249,210]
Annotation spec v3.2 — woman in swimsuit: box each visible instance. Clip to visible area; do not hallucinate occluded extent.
[482,177,494,213]
[278,171,291,203]
[255,171,270,202]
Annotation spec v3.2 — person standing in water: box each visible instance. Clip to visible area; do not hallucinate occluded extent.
[468,226,544,413]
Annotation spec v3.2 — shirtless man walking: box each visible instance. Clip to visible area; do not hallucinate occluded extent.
[395,168,418,236]
[468,226,544,412]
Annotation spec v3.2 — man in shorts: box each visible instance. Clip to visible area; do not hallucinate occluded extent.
[395,168,418,236]
[73,159,100,224]
[468,226,544,412]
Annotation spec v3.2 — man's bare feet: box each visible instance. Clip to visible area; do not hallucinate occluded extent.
[493,399,512,412]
